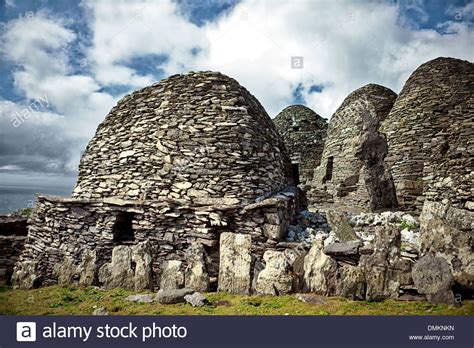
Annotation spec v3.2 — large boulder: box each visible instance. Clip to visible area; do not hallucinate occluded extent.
[160,260,184,290]
[359,225,412,301]
[78,249,97,286]
[54,257,77,285]
[324,240,362,265]
[98,246,134,289]
[12,261,40,289]
[412,255,455,305]
[132,241,153,290]
[303,241,337,295]
[335,264,365,300]
[184,243,210,291]
[184,292,208,307]
[255,250,293,295]
[155,288,195,304]
[326,210,359,242]
[218,232,252,294]
[419,201,473,292]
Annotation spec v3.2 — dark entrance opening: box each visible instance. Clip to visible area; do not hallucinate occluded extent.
[112,212,135,244]
[292,163,300,185]
[323,156,334,183]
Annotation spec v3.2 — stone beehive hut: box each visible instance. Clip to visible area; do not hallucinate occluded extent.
[309,84,398,211]
[73,72,292,202]
[381,57,474,212]
[13,71,305,293]
[381,57,474,293]
[273,105,328,185]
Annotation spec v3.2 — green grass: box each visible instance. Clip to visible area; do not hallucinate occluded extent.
[0,285,472,316]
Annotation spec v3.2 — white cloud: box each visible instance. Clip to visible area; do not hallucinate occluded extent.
[191,0,474,117]
[0,12,117,177]
[0,0,473,184]
[82,0,206,87]
[80,0,473,118]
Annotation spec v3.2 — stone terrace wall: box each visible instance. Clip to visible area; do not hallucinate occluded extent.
[310,84,397,211]
[273,105,328,184]
[381,57,474,212]
[15,188,304,289]
[73,71,293,203]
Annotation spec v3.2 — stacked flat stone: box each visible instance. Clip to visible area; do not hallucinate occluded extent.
[0,216,27,284]
[310,84,398,211]
[381,57,474,212]
[273,105,328,184]
[381,57,474,294]
[12,71,306,291]
[73,71,293,202]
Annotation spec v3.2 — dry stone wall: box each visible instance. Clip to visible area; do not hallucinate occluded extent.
[14,186,304,289]
[273,105,328,184]
[0,216,27,284]
[73,71,293,203]
[310,84,398,211]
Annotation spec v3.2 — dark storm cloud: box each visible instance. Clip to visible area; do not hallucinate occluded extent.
[0,102,81,176]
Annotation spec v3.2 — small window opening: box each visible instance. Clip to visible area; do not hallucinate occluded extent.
[113,212,135,243]
[323,156,334,183]
[292,163,300,185]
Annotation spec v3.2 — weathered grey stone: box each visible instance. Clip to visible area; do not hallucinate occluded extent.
[296,293,326,304]
[303,241,337,295]
[325,210,359,242]
[324,240,362,256]
[132,241,153,290]
[12,261,40,289]
[262,223,285,240]
[184,292,207,307]
[160,260,184,290]
[54,257,77,285]
[412,255,455,305]
[359,225,411,301]
[125,294,154,303]
[218,232,252,295]
[335,264,365,300]
[255,250,293,295]
[155,288,194,304]
[92,307,109,315]
[419,201,473,292]
[184,243,209,291]
[98,246,134,289]
[78,249,97,286]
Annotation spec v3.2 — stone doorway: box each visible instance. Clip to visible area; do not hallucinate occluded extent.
[112,212,135,244]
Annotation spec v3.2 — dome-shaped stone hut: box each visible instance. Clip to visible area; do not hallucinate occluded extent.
[381,57,473,293]
[381,57,473,213]
[12,72,305,293]
[310,84,398,211]
[73,72,293,202]
[273,105,328,185]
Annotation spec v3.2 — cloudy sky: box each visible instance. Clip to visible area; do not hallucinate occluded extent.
[0,0,472,191]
